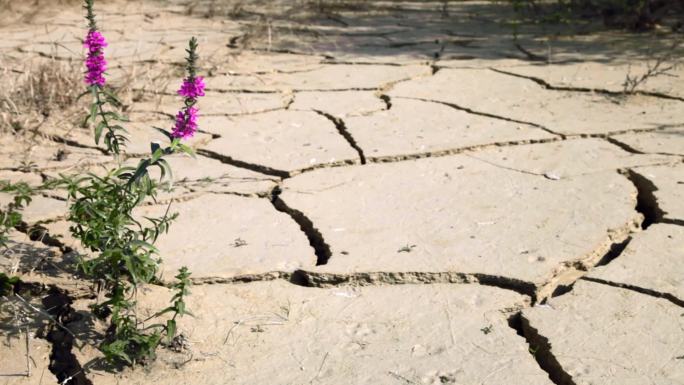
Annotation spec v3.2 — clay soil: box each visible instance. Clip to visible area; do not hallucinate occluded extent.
[1,1,683,384]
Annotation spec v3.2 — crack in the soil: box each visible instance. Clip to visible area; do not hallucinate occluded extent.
[42,288,93,385]
[535,202,641,303]
[312,110,367,164]
[270,187,332,266]
[197,148,290,178]
[193,131,670,185]
[662,217,684,226]
[604,136,645,154]
[320,59,427,67]
[293,270,537,298]
[245,47,335,60]
[549,236,634,298]
[43,135,108,155]
[490,67,684,102]
[366,136,562,164]
[396,96,564,138]
[508,312,577,385]
[182,269,537,302]
[581,276,684,308]
[623,169,664,229]
[378,94,392,110]
[15,221,73,254]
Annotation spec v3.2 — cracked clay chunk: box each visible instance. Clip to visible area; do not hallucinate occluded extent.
[389,68,684,136]
[279,155,640,287]
[289,90,387,117]
[587,223,684,303]
[207,64,431,92]
[345,97,554,159]
[501,62,684,99]
[130,92,290,123]
[202,110,360,175]
[468,138,672,179]
[0,327,56,385]
[135,194,315,281]
[522,280,684,385]
[78,281,553,385]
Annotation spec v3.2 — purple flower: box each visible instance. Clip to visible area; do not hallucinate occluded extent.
[171,106,198,139]
[177,76,205,99]
[84,30,107,53]
[83,30,107,86]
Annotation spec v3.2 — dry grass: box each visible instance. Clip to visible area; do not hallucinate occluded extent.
[0,0,83,26]
[0,58,83,136]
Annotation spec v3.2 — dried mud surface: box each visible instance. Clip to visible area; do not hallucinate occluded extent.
[1,1,683,384]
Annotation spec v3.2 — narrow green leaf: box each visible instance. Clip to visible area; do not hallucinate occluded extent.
[94,121,106,144]
[166,319,176,340]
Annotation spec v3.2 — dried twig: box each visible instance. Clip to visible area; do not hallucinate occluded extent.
[25,324,30,377]
[623,41,681,94]
[14,294,76,339]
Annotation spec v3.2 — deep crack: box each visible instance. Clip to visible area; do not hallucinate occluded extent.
[624,169,664,229]
[313,110,367,164]
[508,312,577,385]
[41,288,92,385]
[270,188,332,266]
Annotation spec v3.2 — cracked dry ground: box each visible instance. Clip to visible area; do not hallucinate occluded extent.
[2,1,684,384]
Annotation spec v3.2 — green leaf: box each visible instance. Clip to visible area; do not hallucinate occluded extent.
[177,143,196,158]
[166,319,176,341]
[156,159,173,184]
[128,159,151,186]
[88,102,98,125]
[94,121,106,144]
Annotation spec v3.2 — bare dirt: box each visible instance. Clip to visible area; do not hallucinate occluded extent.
[1,1,683,384]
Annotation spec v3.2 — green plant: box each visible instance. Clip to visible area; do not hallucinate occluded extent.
[0,180,41,301]
[52,0,202,366]
[0,273,21,297]
[0,181,34,248]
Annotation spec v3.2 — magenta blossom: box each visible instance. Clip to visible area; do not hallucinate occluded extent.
[84,30,107,53]
[83,30,107,86]
[171,106,198,139]
[177,76,205,99]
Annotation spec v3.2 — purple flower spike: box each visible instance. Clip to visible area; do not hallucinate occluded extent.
[84,30,107,86]
[171,106,199,139]
[178,76,205,99]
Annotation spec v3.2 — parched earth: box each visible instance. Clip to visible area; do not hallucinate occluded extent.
[1,1,684,384]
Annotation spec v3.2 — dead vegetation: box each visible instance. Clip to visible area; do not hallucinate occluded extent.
[0,0,83,26]
[0,58,83,136]
[623,40,681,93]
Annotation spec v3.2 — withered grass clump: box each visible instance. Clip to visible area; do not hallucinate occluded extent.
[0,59,83,135]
